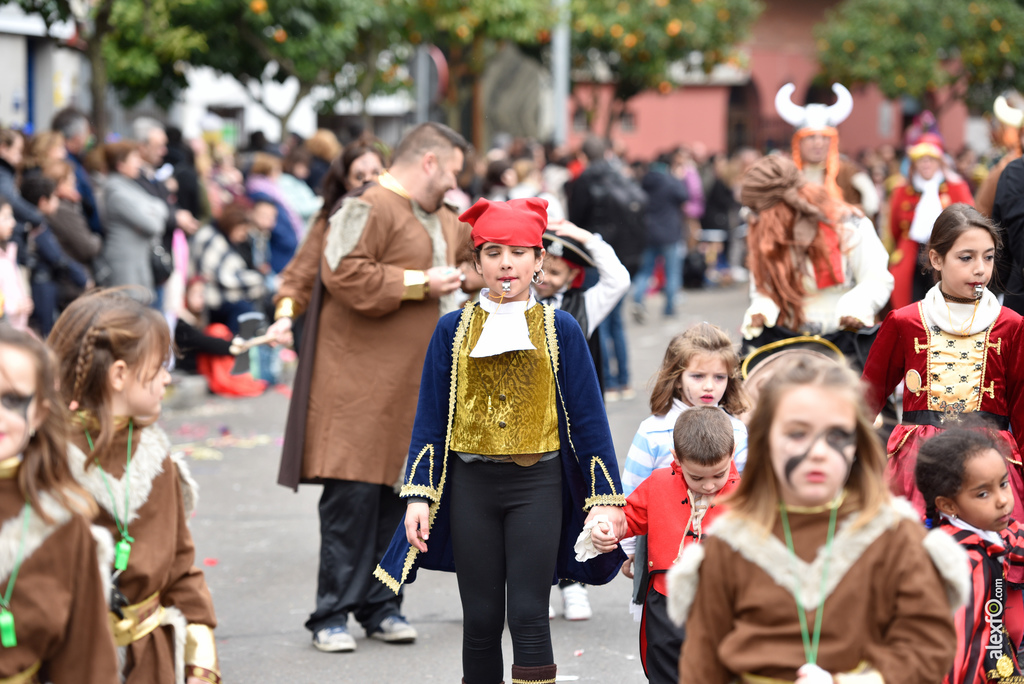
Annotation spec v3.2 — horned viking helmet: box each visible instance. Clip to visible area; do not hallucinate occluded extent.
[994,95,1024,129]
[774,83,854,131]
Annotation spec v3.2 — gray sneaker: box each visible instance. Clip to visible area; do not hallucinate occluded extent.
[369,615,417,643]
[313,625,356,652]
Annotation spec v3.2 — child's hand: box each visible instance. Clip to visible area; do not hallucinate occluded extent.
[621,554,635,579]
[404,502,431,552]
[586,505,628,539]
[549,220,593,244]
[590,521,619,553]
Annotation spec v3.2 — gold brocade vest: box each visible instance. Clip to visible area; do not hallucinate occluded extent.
[449,304,560,463]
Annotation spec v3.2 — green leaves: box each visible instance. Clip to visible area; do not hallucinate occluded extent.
[816,0,1024,110]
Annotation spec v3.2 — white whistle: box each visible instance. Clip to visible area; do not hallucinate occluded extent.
[501,281,511,294]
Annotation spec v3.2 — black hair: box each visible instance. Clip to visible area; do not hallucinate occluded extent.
[915,427,1003,527]
[20,173,56,207]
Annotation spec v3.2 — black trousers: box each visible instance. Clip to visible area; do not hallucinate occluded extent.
[450,456,563,684]
[305,479,405,634]
[644,588,686,684]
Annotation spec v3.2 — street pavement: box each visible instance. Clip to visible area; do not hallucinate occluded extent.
[164,283,751,683]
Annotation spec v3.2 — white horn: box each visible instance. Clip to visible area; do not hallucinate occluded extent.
[826,83,854,127]
[774,83,806,128]
[995,95,1024,128]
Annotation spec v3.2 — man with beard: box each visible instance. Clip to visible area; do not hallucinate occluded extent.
[276,122,469,653]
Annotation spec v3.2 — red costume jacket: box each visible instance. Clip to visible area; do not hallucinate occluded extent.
[888,178,974,309]
[622,460,740,597]
[941,520,1024,684]
[862,303,1024,525]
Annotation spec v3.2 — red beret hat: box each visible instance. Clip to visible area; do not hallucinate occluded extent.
[460,197,548,248]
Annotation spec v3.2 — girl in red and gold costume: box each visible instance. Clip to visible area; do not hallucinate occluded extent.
[863,204,1024,527]
[887,135,974,309]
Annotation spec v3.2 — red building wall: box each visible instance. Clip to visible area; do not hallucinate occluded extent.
[567,0,968,161]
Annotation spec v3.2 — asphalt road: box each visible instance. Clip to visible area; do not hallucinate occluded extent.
[164,284,751,683]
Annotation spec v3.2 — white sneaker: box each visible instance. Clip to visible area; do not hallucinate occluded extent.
[313,625,356,652]
[561,583,592,621]
[369,615,417,643]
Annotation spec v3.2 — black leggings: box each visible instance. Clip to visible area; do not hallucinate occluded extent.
[450,455,563,684]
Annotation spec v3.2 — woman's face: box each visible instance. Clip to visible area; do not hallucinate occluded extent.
[768,385,857,508]
[1,135,23,167]
[915,155,941,181]
[345,152,383,191]
[117,151,142,179]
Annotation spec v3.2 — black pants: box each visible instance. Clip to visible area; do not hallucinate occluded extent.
[644,588,686,684]
[450,456,563,684]
[305,479,405,634]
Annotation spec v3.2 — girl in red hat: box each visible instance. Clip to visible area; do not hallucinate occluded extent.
[376,197,628,684]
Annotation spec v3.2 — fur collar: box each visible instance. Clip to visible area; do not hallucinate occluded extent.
[0,492,74,584]
[171,452,199,519]
[708,497,920,608]
[67,424,171,525]
[667,498,968,627]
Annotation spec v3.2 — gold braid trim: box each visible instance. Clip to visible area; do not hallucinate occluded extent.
[0,661,40,684]
[400,445,438,501]
[887,426,918,460]
[377,305,475,593]
[511,679,557,684]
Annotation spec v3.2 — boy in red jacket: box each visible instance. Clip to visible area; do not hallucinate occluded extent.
[593,405,740,684]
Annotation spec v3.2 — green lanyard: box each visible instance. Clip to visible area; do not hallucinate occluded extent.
[85,420,134,572]
[0,503,30,647]
[779,500,839,667]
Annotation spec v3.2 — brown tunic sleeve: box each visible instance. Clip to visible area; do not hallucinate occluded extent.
[274,215,327,316]
[43,515,120,684]
[864,520,957,684]
[679,535,736,684]
[320,196,415,318]
[159,460,216,628]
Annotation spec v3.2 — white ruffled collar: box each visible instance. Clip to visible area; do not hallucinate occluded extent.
[920,283,1000,336]
[470,290,539,358]
[943,513,1003,547]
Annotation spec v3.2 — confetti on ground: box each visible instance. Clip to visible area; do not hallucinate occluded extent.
[173,423,209,440]
[164,402,245,419]
[573,650,584,657]
[203,558,219,567]
[273,384,292,399]
[173,433,278,459]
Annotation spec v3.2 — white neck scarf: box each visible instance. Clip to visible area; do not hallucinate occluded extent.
[469,290,538,358]
[908,171,945,244]
[921,283,1000,336]
[942,513,1003,547]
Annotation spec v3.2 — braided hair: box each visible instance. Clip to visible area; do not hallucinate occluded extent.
[915,428,1004,528]
[48,288,171,459]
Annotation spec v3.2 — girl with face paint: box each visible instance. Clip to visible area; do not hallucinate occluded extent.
[667,355,966,684]
[0,325,119,681]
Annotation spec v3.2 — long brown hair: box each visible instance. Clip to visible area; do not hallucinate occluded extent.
[925,203,1003,281]
[0,326,94,522]
[649,322,749,416]
[727,355,889,532]
[48,289,171,458]
[742,156,849,331]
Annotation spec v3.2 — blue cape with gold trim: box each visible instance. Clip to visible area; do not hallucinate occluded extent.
[375,303,627,591]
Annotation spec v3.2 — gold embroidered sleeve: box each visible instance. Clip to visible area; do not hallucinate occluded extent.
[185,623,220,683]
[399,445,440,502]
[402,270,428,301]
[583,456,626,510]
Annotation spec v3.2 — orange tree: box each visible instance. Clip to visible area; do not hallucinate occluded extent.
[816,0,1024,111]
[570,0,762,135]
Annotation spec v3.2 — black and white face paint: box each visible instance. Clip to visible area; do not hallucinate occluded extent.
[782,427,857,486]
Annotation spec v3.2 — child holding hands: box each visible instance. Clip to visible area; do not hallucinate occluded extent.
[591,405,740,684]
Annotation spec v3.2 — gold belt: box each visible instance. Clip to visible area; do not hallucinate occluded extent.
[109,591,164,647]
[741,662,876,684]
[742,673,792,684]
[0,661,40,684]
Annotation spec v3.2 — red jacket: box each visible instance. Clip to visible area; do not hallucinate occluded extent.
[623,460,740,596]
[941,520,1024,684]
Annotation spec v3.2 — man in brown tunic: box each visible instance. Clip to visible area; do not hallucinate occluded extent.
[275,123,469,653]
